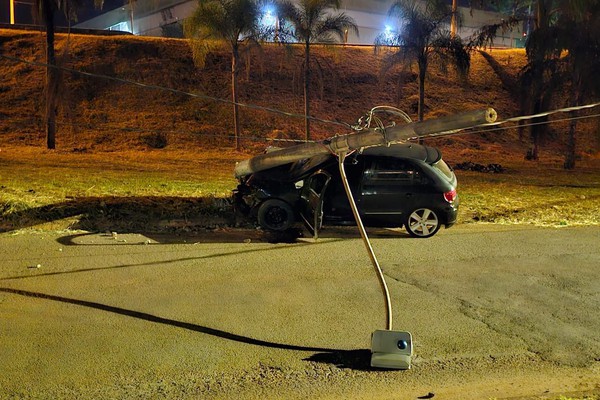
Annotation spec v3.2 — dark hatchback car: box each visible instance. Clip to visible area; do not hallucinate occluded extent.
[234,143,459,238]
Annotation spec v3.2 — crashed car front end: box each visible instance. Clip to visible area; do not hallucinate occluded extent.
[233,172,303,231]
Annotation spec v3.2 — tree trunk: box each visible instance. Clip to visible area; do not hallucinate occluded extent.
[564,74,582,170]
[44,0,57,150]
[450,0,457,38]
[526,0,552,161]
[527,52,545,161]
[417,56,427,145]
[564,119,577,170]
[529,100,541,161]
[418,69,425,122]
[304,40,310,142]
[129,0,135,34]
[232,46,241,150]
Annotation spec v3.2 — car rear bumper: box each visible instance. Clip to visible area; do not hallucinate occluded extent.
[444,203,459,228]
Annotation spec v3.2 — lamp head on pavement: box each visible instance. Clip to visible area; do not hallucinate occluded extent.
[370,330,413,370]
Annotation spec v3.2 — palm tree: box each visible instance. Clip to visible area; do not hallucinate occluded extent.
[471,0,600,165]
[185,0,262,150]
[520,0,559,160]
[468,0,547,158]
[377,0,470,130]
[556,1,600,169]
[450,0,457,38]
[492,0,600,165]
[276,0,358,141]
[35,0,103,149]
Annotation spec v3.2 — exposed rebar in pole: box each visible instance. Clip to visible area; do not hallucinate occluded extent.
[338,151,393,331]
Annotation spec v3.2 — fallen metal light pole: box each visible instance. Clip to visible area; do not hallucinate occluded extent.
[337,151,392,330]
[235,108,497,178]
[338,150,414,369]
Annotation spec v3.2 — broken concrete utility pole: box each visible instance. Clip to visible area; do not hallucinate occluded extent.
[234,108,497,178]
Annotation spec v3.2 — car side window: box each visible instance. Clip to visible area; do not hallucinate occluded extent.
[364,158,427,185]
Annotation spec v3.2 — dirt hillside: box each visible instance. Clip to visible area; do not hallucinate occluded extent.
[0,28,597,158]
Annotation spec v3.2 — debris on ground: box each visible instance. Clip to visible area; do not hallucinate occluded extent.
[454,162,504,173]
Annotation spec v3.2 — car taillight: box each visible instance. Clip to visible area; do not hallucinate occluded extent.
[444,189,457,203]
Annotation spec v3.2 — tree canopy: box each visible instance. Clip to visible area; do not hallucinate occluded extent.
[276,0,358,140]
[377,0,470,124]
[35,0,104,149]
[185,0,264,149]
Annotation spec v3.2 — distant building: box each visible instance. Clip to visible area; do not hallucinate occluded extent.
[74,0,524,47]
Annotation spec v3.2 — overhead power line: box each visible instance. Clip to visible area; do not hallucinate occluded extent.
[0,53,351,133]
[2,53,600,144]
[421,111,600,141]
[2,115,311,144]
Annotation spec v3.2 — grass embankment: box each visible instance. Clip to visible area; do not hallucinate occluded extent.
[1,29,527,149]
[1,30,599,233]
[457,161,600,227]
[0,147,239,232]
[1,146,599,233]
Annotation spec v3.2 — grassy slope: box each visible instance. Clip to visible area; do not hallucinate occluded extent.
[1,29,599,232]
[1,29,524,148]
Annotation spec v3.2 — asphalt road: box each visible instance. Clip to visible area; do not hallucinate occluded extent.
[1,225,599,399]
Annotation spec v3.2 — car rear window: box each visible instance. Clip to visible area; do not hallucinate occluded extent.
[432,160,454,181]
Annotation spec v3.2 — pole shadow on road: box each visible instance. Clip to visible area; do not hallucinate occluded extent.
[0,287,372,370]
[303,350,372,370]
[2,236,325,281]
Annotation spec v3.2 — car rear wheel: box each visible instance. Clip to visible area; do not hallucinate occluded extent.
[257,199,295,231]
[405,208,441,238]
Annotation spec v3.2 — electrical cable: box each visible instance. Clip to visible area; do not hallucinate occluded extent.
[488,102,600,125]
[5,105,600,146]
[2,53,600,144]
[0,53,351,131]
[1,116,311,144]
[419,112,600,141]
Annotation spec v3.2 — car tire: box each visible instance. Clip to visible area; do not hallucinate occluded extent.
[257,199,295,231]
[405,208,441,238]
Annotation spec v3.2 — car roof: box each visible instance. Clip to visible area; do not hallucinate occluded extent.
[250,143,442,182]
[361,143,442,163]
